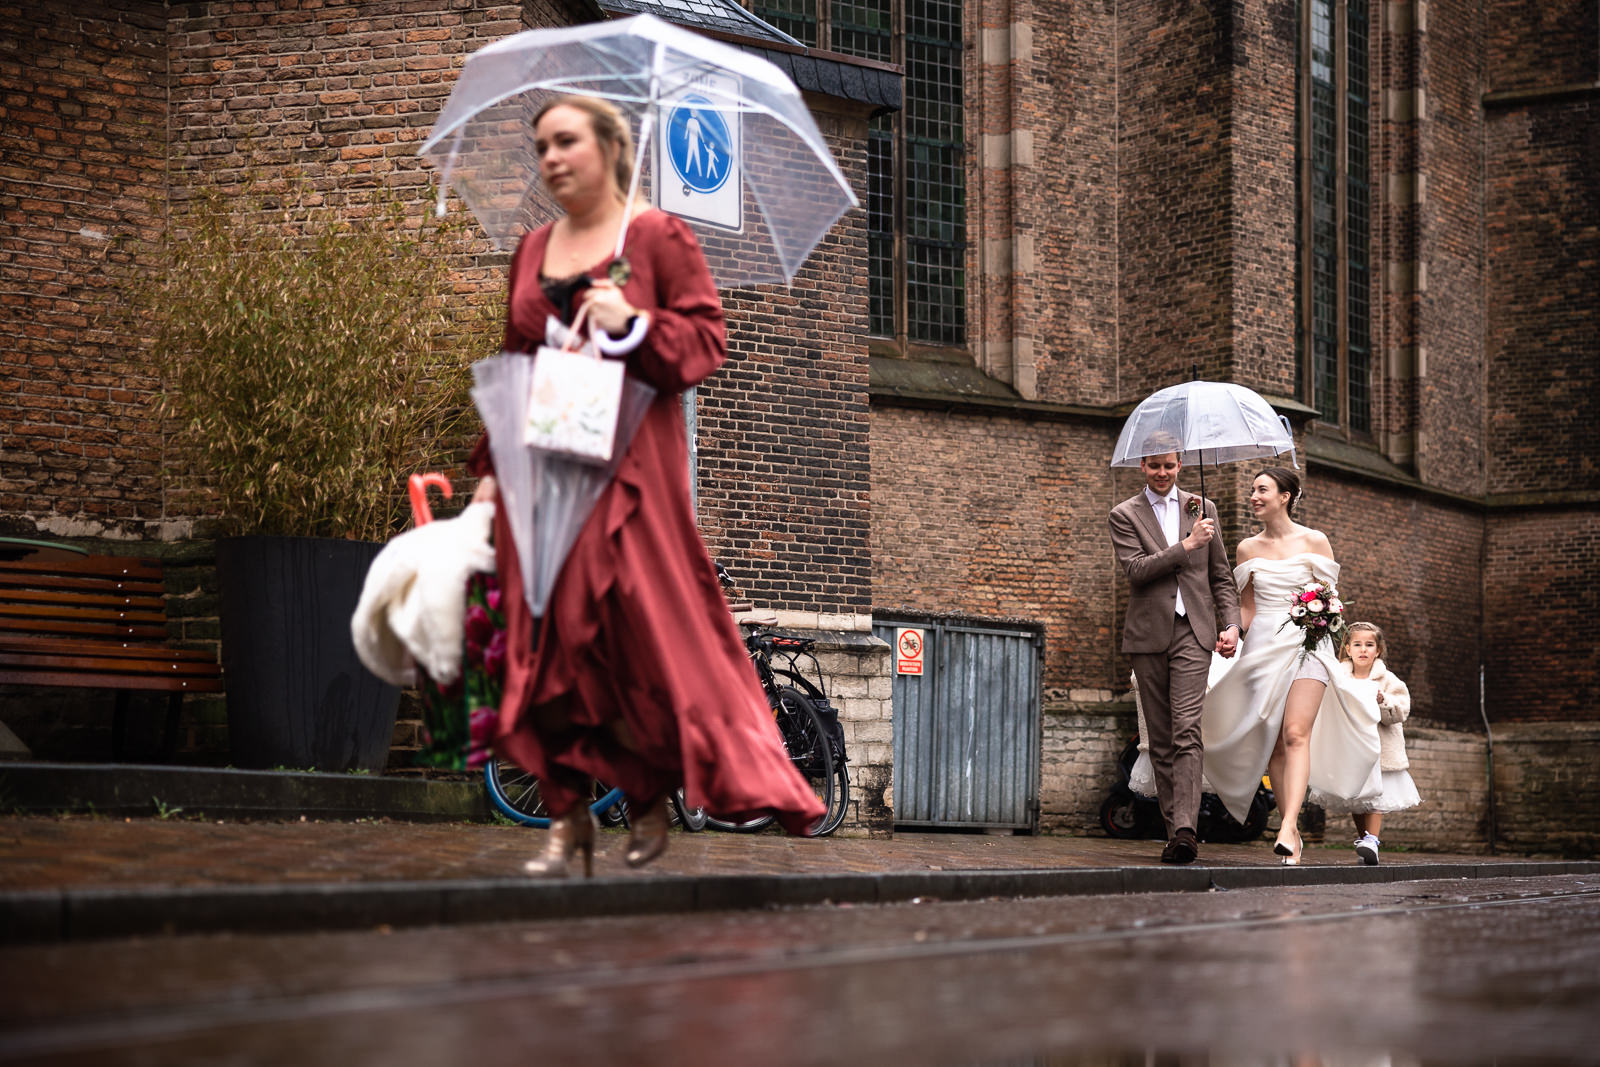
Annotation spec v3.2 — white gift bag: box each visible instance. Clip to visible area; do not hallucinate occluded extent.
[523,306,625,464]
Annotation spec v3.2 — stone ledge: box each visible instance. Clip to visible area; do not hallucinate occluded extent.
[0,763,489,823]
[7,861,1595,945]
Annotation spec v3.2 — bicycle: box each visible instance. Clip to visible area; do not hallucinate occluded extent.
[485,564,850,837]
[694,564,851,835]
[484,763,705,831]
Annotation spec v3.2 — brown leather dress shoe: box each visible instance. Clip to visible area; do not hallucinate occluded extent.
[1160,827,1199,864]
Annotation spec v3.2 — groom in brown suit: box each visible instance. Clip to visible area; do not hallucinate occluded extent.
[1109,448,1241,863]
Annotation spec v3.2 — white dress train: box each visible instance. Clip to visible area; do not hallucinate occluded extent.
[1200,553,1383,824]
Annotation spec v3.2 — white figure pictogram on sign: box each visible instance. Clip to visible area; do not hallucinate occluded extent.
[654,74,742,230]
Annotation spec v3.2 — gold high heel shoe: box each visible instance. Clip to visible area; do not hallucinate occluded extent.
[1274,828,1303,866]
[523,808,597,878]
[624,795,671,869]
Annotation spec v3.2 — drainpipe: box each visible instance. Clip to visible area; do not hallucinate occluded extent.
[1480,663,1495,854]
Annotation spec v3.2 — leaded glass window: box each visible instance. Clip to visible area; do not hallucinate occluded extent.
[764,0,965,346]
[753,0,817,45]
[1299,0,1372,435]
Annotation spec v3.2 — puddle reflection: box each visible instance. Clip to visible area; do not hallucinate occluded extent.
[976,1054,1428,1067]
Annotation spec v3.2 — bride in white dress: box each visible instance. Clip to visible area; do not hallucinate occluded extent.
[1201,467,1383,864]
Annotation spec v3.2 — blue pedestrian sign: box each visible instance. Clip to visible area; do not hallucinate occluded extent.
[666,96,733,195]
[654,72,742,231]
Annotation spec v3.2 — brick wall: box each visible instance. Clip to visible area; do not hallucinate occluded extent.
[1482,510,1600,724]
[811,639,893,833]
[1115,0,1237,395]
[1413,0,1486,492]
[1304,468,1484,729]
[698,102,875,616]
[1491,722,1600,857]
[871,406,1124,695]
[1360,724,1490,853]
[1039,700,1133,833]
[1225,0,1300,397]
[1483,0,1599,93]
[1483,98,1600,496]
[1,2,169,539]
[1003,0,1119,405]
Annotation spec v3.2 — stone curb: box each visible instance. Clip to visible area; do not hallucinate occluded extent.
[4,861,1596,945]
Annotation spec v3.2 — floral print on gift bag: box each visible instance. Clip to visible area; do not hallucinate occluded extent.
[415,572,506,770]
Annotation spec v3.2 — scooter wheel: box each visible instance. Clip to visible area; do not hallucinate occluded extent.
[1100,788,1147,839]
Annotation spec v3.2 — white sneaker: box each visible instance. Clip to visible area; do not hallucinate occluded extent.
[1355,834,1380,865]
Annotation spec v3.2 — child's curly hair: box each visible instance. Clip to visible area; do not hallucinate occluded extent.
[1341,620,1387,660]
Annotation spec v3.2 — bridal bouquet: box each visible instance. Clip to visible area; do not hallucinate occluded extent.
[1281,579,1348,654]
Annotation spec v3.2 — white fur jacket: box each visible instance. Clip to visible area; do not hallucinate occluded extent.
[350,502,497,688]
[1337,657,1412,771]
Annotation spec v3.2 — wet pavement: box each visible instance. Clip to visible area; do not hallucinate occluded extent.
[2,872,1597,1064]
[0,814,1531,892]
[3,815,1596,946]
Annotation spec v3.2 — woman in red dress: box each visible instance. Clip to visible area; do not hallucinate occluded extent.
[469,96,826,876]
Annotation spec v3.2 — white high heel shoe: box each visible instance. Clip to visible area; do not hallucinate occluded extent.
[1274,828,1303,866]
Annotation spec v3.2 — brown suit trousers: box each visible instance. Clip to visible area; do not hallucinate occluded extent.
[1109,490,1240,836]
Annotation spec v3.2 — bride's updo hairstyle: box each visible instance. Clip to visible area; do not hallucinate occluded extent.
[1259,466,1303,517]
[533,95,635,197]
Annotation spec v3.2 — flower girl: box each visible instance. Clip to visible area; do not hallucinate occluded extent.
[1323,622,1421,864]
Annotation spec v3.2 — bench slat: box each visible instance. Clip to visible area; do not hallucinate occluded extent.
[0,572,166,595]
[0,556,166,580]
[0,635,217,662]
[0,553,223,710]
[0,603,168,625]
[1,588,168,612]
[0,667,223,693]
[0,617,169,641]
[0,651,222,677]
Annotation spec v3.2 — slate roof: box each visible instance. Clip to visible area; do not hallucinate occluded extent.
[597,0,802,46]
[596,0,901,112]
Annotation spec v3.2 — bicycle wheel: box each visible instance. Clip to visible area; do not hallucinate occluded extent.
[813,742,850,834]
[781,685,848,836]
[704,689,835,834]
[771,681,851,838]
[671,787,708,831]
[483,758,625,828]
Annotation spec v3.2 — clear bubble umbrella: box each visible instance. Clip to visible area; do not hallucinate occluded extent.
[419,12,858,287]
[1110,380,1297,503]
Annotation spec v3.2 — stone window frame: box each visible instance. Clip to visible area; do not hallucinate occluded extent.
[1298,0,1374,439]
[754,0,968,352]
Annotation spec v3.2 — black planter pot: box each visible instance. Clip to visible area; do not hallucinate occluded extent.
[216,536,400,772]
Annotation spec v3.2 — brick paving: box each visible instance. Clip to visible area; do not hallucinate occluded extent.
[0,814,1502,894]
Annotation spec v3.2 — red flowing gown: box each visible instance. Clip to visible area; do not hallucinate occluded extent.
[469,208,825,835]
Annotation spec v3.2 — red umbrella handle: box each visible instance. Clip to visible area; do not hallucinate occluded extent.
[407,472,453,526]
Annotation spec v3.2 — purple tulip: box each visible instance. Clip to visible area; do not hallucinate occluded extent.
[464,603,494,646]
[484,629,507,678]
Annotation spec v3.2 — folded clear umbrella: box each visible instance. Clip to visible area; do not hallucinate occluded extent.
[1109,380,1297,502]
[471,353,657,618]
[419,13,858,287]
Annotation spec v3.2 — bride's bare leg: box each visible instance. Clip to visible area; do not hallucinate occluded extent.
[1272,678,1325,861]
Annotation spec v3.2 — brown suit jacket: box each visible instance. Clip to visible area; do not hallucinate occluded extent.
[1109,489,1241,653]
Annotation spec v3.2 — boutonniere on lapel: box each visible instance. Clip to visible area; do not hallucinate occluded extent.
[1185,497,1203,519]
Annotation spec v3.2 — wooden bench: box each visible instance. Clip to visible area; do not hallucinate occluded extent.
[0,552,224,760]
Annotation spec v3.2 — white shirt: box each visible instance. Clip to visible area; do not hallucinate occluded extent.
[1145,486,1186,617]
